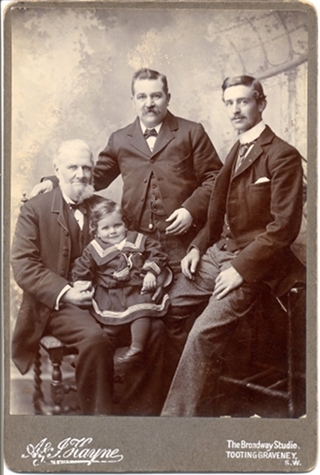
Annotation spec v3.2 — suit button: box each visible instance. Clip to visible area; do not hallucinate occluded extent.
[144,179,148,183]
[59,271,65,276]
[64,231,69,236]
[150,158,155,163]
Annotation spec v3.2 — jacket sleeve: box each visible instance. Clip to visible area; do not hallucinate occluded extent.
[141,236,169,276]
[72,246,97,282]
[181,123,222,223]
[232,147,303,284]
[189,223,212,255]
[94,133,122,191]
[11,202,69,310]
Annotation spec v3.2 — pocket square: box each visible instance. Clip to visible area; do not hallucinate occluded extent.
[254,177,270,184]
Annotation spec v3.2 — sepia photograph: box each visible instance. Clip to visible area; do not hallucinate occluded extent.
[2,0,317,472]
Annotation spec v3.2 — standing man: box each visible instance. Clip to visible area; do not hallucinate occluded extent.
[11,139,167,416]
[161,75,305,417]
[30,69,221,275]
[94,68,222,275]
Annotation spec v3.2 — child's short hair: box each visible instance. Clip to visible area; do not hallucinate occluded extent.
[89,197,125,235]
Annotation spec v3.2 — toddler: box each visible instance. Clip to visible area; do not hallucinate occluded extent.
[72,198,170,366]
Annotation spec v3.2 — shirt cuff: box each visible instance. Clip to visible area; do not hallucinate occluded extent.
[187,244,201,254]
[55,284,71,310]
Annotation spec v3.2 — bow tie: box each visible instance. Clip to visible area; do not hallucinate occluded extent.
[69,202,87,214]
[143,128,158,139]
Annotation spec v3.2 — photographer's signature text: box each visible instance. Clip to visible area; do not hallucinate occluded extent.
[21,437,124,466]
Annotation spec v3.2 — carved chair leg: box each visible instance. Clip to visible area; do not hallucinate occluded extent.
[49,347,65,415]
[33,347,44,414]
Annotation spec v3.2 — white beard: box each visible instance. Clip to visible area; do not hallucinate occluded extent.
[59,181,94,203]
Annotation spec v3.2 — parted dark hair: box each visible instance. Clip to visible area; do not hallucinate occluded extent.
[89,197,128,235]
[222,75,266,103]
[131,68,169,96]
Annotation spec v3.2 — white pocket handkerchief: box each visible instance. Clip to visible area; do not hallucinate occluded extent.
[254,177,270,184]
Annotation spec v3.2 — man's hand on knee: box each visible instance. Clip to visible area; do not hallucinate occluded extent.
[61,284,94,307]
[213,266,244,300]
[181,247,200,279]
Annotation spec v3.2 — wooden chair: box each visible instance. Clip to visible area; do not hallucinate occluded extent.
[33,336,79,415]
[219,281,306,418]
[33,335,136,415]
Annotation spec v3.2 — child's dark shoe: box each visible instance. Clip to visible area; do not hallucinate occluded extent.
[117,347,143,366]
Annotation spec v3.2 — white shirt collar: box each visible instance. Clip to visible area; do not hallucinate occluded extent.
[239,120,266,144]
[139,120,163,134]
[61,189,84,229]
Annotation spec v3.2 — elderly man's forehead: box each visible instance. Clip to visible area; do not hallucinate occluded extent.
[56,142,93,162]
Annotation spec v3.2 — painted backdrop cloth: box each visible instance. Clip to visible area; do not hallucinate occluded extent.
[72,231,170,325]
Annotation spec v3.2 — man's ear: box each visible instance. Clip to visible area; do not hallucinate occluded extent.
[53,163,59,175]
[258,99,267,114]
[166,93,171,106]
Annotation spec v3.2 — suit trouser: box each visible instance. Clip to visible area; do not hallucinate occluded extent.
[103,319,168,416]
[46,304,114,415]
[161,244,260,417]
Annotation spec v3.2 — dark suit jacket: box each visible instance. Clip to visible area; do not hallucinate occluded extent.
[94,111,222,232]
[193,126,304,296]
[11,187,90,374]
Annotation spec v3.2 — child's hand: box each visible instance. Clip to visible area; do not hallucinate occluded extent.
[73,280,93,294]
[141,272,157,294]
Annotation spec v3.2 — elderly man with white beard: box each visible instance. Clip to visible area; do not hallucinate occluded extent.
[11,139,167,415]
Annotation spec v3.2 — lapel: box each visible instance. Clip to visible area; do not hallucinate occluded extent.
[51,187,69,233]
[127,118,150,157]
[232,125,275,178]
[151,111,177,156]
[219,141,239,187]
[127,111,177,158]
[207,142,237,222]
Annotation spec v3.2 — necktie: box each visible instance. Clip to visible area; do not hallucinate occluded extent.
[235,141,256,170]
[143,128,158,139]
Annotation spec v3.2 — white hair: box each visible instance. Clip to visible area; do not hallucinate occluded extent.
[53,139,93,167]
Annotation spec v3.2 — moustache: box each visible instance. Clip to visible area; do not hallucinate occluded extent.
[232,115,245,120]
[144,107,158,113]
[71,178,90,184]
